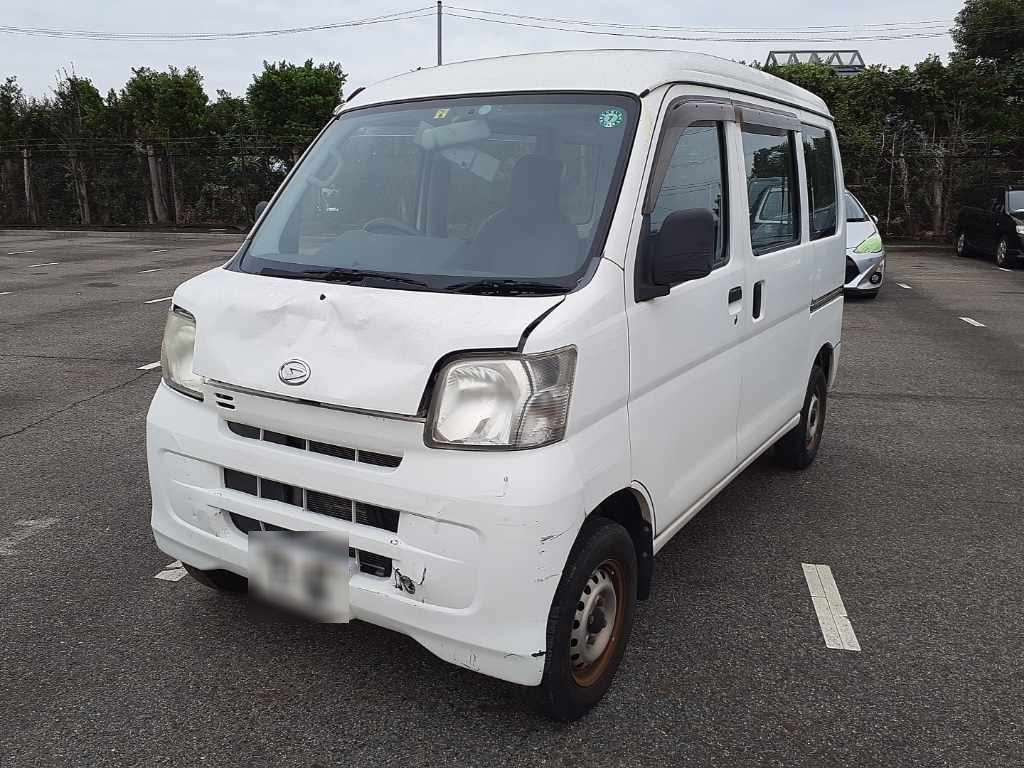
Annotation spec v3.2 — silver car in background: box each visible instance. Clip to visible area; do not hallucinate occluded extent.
[844,190,884,298]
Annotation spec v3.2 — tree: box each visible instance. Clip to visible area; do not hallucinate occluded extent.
[953,0,1024,63]
[121,66,208,224]
[247,59,346,163]
[52,72,106,225]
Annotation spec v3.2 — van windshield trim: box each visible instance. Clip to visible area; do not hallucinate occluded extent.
[232,91,641,296]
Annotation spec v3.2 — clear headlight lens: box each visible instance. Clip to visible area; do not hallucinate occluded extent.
[854,233,883,254]
[1015,223,1024,235]
[427,347,577,450]
[160,307,203,400]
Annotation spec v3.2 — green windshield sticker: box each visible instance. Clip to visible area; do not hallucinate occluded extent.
[597,108,625,128]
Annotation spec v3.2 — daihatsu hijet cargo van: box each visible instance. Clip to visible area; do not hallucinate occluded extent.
[148,50,845,721]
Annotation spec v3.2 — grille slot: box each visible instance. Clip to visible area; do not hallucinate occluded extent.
[306,490,354,522]
[215,392,236,410]
[845,256,860,284]
[221,469,397,578]
[225,421,401,469]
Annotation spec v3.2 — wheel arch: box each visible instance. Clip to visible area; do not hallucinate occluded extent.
[590,488,654,600]
[814,343,834,382]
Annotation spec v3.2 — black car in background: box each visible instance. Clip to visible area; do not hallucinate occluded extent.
[955,185,1024,267]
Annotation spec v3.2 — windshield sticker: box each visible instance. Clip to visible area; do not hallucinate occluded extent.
[598,108,625,128]
[434,108,450,120]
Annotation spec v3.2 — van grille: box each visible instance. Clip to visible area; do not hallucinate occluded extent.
[223,468,398,577]
[226,421,401,469]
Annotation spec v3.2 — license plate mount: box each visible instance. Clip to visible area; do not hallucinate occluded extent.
[249,531,353,623]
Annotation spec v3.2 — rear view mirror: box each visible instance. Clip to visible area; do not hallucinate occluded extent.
[651,209,716,286]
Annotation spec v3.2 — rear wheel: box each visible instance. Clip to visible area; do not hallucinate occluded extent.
[777,365,828,470]
[955,231,971,258]
[995,238,1013,268]
[183,563,248,592]
[539,517,637,722]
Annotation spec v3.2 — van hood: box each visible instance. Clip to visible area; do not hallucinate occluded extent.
[176,269,562,416]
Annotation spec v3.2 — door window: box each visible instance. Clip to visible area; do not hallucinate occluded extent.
[801,126,837,240]
[650,122,728,267]
[742,126,800,255]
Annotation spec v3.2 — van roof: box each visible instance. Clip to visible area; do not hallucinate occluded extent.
[345,49,831,118]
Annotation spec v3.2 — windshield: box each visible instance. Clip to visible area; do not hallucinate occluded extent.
[239,93,638,294]
[845,191,869,222]
[1008,190,1024,214]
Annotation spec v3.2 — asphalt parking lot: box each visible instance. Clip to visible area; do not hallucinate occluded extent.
[1,230,1022,767]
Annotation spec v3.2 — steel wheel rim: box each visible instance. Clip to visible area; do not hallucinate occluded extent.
[996,241,1007,266]
[806,392,821,449]
[957,233,965,255]
[570,558,625,687]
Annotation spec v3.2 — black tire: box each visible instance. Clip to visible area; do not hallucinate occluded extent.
[777,365,828,470]
[183,563,248,592]
[538,517,637,722]
[995,238,1013,268]
[955,231,971,258]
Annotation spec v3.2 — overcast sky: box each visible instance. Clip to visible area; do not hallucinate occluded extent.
[2,0,965,100]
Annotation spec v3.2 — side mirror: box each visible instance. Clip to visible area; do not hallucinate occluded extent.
[871,214,879,225]
[254,200,269,221]
[654,207,716,279]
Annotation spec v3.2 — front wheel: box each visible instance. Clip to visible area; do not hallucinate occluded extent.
[539,517,637,722]
[183,563,248,592]
[955,231,971,258]
[777,365,828,470]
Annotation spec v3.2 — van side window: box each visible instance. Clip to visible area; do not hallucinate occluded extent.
[801,125,837,240]
[742,126,800,255]
[651,122,728,267]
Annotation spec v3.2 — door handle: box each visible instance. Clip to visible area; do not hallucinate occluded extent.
[728,286,742,303]
[753,280,764,319]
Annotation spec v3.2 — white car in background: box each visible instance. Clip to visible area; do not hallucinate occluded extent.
[844,190,884,298]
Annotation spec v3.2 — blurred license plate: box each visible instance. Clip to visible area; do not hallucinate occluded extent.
[249,532,353,622]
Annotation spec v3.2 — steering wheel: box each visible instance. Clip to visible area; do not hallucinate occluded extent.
[363,217,420,236]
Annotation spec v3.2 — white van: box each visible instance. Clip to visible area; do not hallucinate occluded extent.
[148,50,845,720]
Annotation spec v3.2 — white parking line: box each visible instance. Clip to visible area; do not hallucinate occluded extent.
[0,291,11,296]
[151,249,168,253]
[138,361,162,370]
[959,317,985,327]
[139,268,162,273]
[154,560,188,581]
[28,261,59,268]
[144,296,173,304]
[998,267,1012,272]
[7,250,36,255]
[802,563,861,652]
[896,283,912,289]
[0,519,59,556]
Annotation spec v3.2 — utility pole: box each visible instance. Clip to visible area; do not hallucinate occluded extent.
[436,1,443,66]
[22,147,35,224]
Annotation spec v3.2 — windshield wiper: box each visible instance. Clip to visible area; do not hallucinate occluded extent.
[445,278,568,296]
[261,266,429,289]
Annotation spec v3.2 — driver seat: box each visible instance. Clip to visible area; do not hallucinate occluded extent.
[467,155,581,276]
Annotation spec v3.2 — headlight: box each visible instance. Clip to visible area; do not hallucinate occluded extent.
[160,307,203,400]
[426,347,577,450]
[854,233,883,254]
[1015,223,1024,236]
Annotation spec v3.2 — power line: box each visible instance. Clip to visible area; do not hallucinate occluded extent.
[444,10,954,43]
[0,7,433,41]
[448,6,953,34]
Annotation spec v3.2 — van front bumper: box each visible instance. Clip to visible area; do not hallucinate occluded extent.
[146,382,586,686]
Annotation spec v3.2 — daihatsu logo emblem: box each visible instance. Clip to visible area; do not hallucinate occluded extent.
[278,359,311,386]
